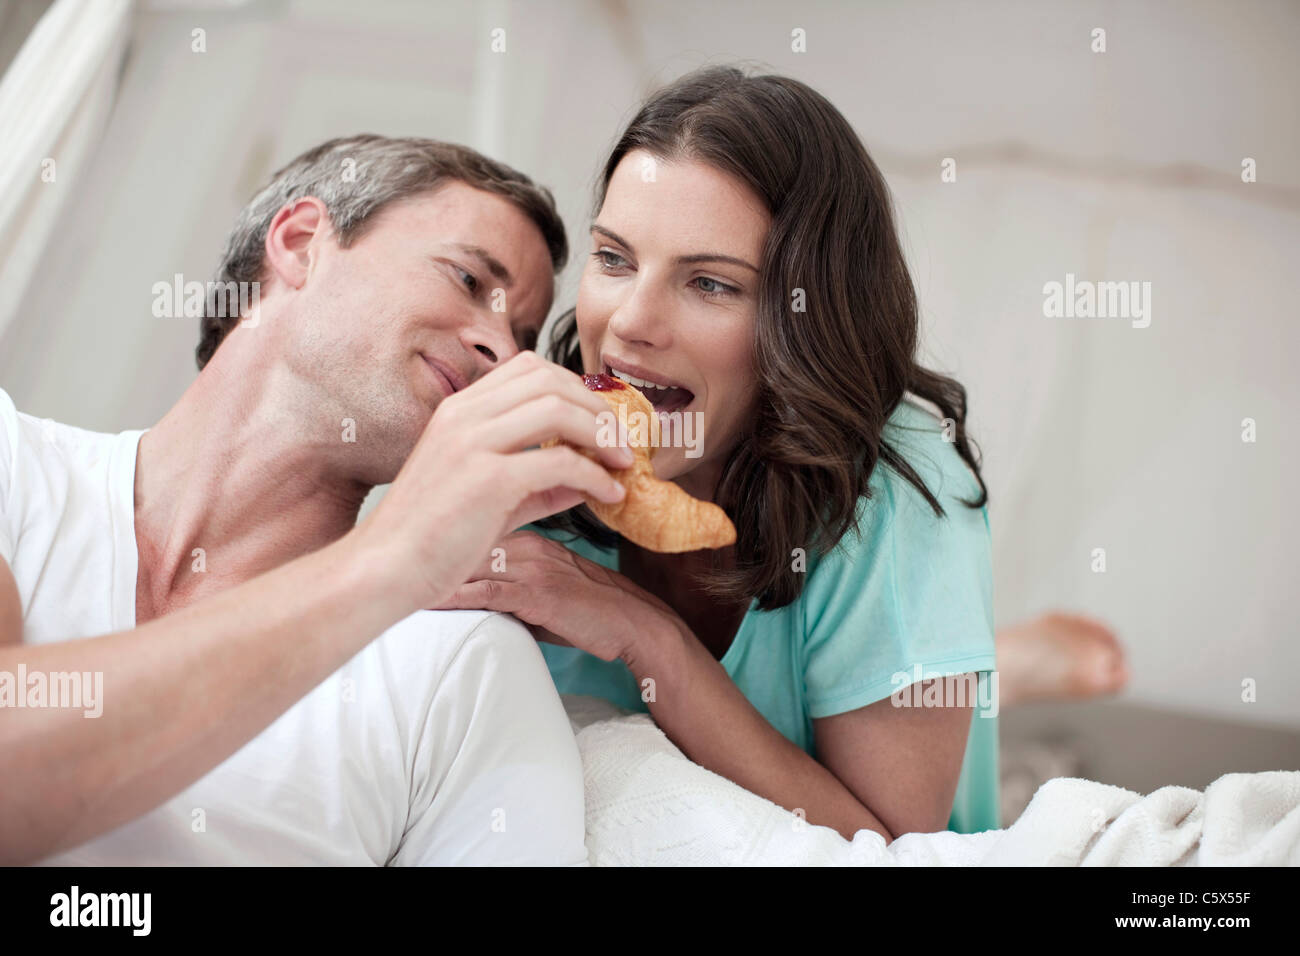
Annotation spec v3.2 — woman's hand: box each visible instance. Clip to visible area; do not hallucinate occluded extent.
[438,535,896,843]
[432,530,682,666]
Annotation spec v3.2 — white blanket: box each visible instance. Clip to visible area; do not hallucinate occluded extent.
[563,696,1300,866]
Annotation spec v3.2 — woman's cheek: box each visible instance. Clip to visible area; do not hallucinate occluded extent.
[575,282,613,367]
[576,259,618,312]
[703,380,755,463]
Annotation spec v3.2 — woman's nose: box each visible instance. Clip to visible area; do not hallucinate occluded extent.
[607,279,671,349]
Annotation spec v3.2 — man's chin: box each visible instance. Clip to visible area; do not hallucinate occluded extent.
[341,397,433,485]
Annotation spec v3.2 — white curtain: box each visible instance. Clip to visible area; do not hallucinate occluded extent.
[0,0,134,344]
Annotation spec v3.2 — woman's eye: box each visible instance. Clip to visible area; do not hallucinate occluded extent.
[456,266,479,293]
[694,276,737,297]
[592,250,627,269]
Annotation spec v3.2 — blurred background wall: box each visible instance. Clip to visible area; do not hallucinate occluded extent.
[2,0,1297,802]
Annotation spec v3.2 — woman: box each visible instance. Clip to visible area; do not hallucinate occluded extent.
[439,66,1118,840]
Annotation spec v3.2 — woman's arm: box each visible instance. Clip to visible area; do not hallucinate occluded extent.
[633,620,971,841]
[811,682,973,837]
[439,530,970,842]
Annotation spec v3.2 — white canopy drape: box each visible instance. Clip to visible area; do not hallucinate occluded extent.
[0,0,134,344]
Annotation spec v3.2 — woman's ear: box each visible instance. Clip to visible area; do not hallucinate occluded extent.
[263,197,329,291]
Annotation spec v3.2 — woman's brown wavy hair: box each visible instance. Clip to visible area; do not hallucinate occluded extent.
[539,65,987,610]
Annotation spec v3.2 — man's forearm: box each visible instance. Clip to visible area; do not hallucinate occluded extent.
[0,531,414,864]
[626,622,893,842]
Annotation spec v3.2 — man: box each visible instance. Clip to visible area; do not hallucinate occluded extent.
[0,135,633,865]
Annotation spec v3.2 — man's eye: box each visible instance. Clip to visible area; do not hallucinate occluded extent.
[456,266,479,293]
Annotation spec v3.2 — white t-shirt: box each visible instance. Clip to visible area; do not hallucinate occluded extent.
[0,388,588,865]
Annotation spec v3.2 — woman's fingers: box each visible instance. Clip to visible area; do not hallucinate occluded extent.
[432,579,522,613]
[456,530,544,582]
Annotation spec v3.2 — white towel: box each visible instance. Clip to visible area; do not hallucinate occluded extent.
[563,696,1300,866]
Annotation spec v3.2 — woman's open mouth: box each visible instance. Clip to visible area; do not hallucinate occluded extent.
[604,363,695,414]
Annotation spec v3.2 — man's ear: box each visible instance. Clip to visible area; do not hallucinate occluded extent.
[264,197,329,290]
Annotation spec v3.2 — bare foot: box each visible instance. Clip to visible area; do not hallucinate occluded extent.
[995,612,1129,708]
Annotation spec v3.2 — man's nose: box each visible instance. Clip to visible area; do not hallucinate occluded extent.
[461,319,519,379]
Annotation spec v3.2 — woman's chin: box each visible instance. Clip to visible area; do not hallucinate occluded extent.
[653,454,718,503]
[650,452,688,482]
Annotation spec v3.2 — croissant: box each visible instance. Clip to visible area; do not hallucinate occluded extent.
[547,374,736,553]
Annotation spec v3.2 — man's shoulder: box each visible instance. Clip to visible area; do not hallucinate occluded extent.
[0,388,143,599]
[378,608,526,644]
[368,609,536,682]
[0,387,141,494]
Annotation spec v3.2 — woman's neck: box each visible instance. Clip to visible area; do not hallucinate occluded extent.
[618,454,748,658]
[620,541,747,661]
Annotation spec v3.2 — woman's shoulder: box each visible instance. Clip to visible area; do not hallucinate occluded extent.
[810,398,985,565]
[870,398,984,515]
[801,398,992,625]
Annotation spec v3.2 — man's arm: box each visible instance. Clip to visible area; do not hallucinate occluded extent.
[0,538,407,863]
[0,351,628,864]
[0,557,19,648]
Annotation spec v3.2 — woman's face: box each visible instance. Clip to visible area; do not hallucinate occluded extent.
[576,149,771,493]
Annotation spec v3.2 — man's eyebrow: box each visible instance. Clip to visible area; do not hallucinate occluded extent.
[591,224,758,273]
[450,243,513,288]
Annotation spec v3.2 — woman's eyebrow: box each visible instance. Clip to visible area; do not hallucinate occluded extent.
[591,224,758,272]
[676,252,759,272]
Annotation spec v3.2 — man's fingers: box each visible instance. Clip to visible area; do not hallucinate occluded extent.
[509,487,586,530]
[457,350,552,394]
[457,359,608,421]
[512,446,626,507]
[481,395,633,469]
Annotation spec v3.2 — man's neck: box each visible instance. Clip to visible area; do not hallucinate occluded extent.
[132,355,372,622]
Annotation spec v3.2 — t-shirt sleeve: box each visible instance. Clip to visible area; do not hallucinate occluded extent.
[802,413,997,718]
[390,612,589,866]
[0,388,18,564]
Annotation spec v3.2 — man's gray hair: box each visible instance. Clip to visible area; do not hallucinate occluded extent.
[197,134,568,369]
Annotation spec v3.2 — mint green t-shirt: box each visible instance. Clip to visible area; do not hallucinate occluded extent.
[531,398,1000,834]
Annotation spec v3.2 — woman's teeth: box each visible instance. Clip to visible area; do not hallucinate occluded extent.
[607,366,694,412]
[609,368,671,391]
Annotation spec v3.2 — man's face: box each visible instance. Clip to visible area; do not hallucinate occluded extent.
[277,181,556,482]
